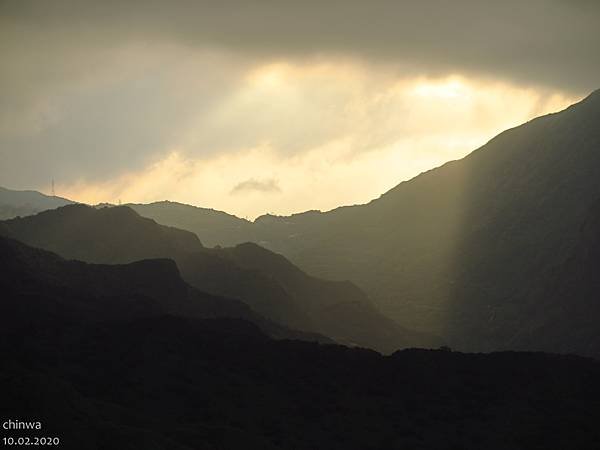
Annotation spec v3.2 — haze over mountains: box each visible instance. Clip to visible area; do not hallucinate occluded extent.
[2,89,600,449]
[0,204,436,352]
[3,0,599,447]
[2,90,600,358]
[120,89,600,358]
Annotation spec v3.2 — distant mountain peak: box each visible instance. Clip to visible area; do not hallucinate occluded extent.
[0,186,74,220]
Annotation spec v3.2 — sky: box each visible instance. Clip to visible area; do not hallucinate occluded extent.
[1,1,598,219]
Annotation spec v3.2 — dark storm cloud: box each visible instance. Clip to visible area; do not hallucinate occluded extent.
[2,0,598,92]
[231,178,281,195]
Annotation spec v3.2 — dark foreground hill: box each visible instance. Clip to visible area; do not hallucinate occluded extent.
[1,239,600,449]
[0,205,438,352]
[129,90,600,357]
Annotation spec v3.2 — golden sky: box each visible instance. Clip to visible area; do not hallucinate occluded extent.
[57,59,578,218]
[1,1,596,218]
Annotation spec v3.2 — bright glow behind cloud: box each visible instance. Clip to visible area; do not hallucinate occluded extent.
[55,58,579,218]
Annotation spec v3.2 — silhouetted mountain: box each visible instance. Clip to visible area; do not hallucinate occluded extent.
[0,186,73,219]
[129,90,600,356]
[0,235,325,343]
[0,205,436,352]
[2,243,600,449]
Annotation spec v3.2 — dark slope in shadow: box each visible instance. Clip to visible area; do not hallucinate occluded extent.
[2,248,600,450]
[443,89,600,351]
[508,198,600,358]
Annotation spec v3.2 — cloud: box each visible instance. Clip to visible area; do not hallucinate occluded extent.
[231,178,281,195]
[1,0,598,93]
[0,0,594,215]
[0,43,252,186]
[55,83,577,219]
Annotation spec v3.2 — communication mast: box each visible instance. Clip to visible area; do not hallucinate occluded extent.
[51,179,55,197]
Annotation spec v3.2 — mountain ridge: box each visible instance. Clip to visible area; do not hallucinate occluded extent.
[0,234,330,343]
[121,89,600,356]
[0,205,438,352]
[4,90,599,355]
